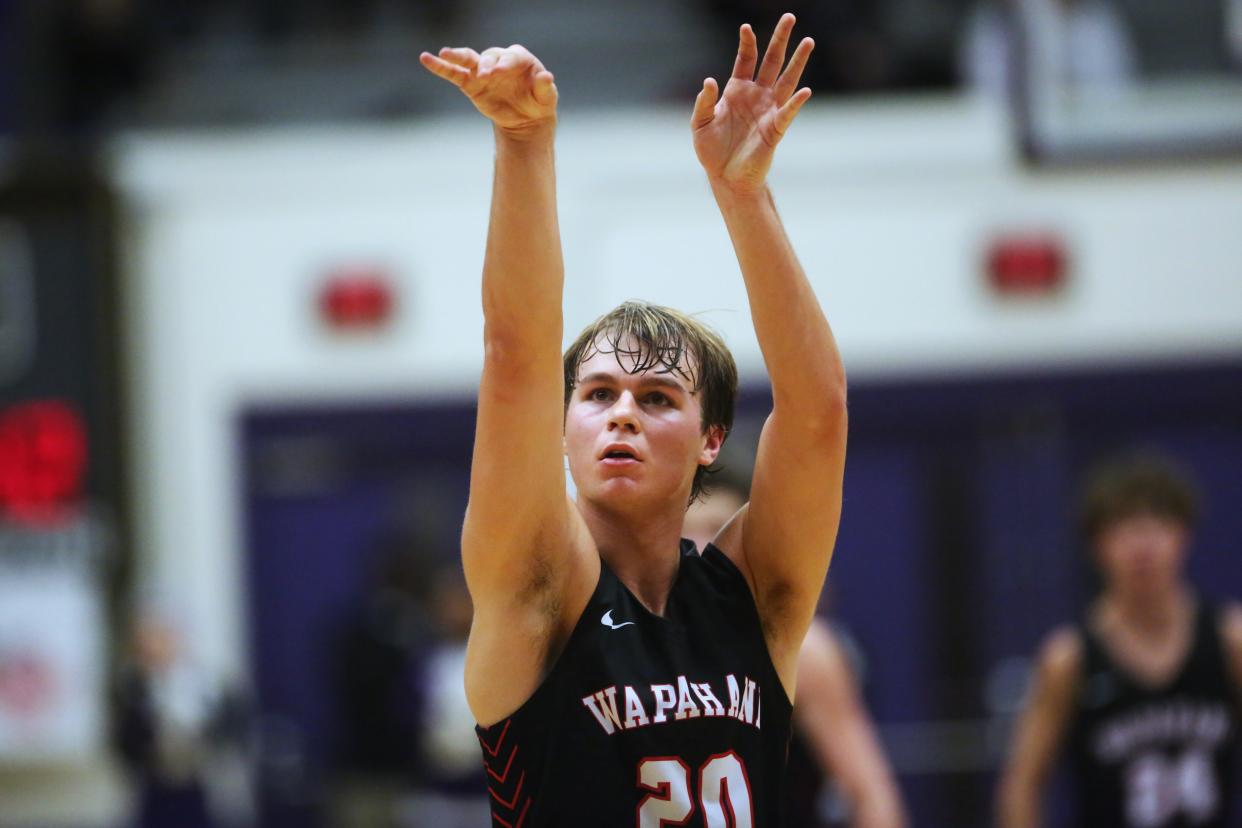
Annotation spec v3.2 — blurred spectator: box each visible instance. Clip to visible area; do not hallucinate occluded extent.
[19,0,151,133]
[1,0,15,133]
[330,531,487,828]
[252,0,463,39]
[1229,0,1242,69]
[402,563,489,828]
[684,481,907,828]
[700,0,894,93]
[330,534,432,827]
[960,0,1136,97]
[997,451,1242,828]
[114,608,252,828]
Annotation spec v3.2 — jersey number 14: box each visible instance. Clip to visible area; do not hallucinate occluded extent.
[638,751,753,827]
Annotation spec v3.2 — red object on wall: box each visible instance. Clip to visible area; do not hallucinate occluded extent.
[986,235,1068,295]
[319,268,395,330]
[0,651,56,718]
[0,400,88,525]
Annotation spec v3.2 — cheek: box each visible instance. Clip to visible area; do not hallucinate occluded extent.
[564,421,591,461]
[563,402,594,440]
[650,418,706,463]
[1155,533,1186,566]
[564,404,610,470]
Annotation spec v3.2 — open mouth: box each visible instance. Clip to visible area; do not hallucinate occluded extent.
[600,445,641,462]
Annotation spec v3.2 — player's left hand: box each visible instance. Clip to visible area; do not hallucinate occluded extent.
[692,13,813,195]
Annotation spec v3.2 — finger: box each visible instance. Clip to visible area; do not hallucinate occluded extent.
[691,77,719,129]
[420,52,471,86]
[477,49,502,77]
[773,37,814,102]
[731,24,758,81]
[533,70,558,106]
[437,47,479,69]
[756,13,796,87]
[774,87,812,136]
[491,50,521,73]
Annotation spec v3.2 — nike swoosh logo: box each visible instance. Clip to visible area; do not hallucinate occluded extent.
[601,610,635,630]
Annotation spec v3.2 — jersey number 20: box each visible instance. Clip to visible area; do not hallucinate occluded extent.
[637,751,753,827]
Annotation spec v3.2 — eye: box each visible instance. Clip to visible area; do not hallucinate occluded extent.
[588,387,614,402]
[645,392,672,406]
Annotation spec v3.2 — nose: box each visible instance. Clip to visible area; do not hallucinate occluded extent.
[608,390,640,433]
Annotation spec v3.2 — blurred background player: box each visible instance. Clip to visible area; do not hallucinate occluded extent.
[330,533,488,828]
[997,452,1242,828]
[114,607,252,828]
[685,482,907,828]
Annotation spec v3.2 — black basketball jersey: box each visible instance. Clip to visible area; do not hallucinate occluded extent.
[475,540,793,827]
[1068,600,1240,828]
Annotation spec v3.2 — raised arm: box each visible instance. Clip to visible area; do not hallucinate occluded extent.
[795,621,907,828]
[693,14,848,691]
[420,46,594,725]
[997,628,1082,828]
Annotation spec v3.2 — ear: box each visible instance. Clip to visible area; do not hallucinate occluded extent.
[699,424,726,467]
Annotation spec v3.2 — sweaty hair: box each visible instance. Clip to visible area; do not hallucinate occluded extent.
[1079,451,1200,542]
[563,301,739,504]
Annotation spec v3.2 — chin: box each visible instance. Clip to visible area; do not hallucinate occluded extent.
[585,477,666,513]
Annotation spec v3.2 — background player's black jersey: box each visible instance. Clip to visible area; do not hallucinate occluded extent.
[475,541,793,827]
[1068,600,1239,828]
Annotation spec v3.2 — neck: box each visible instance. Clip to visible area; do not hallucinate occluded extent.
[578,495,687,617]
[1106,584,1188,637]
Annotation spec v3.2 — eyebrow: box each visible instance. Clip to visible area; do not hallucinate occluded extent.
[577,372,691,393]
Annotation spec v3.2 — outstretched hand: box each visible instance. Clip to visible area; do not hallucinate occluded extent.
[692,13,814,194]
[420,45,558,137]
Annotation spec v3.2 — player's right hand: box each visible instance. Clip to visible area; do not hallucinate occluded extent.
[420,45,558,135]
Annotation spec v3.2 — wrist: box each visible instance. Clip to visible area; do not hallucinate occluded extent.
[708,176,768,205]
[495,119,557,146]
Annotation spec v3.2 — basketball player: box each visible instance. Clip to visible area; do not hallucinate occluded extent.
[998,453,1242,828]
[419,13,846,827]
[686,485,907,828]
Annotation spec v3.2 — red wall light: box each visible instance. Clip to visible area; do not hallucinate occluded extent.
[0,400,88,525]
[985,235,1069,296]
[319,267,396,331]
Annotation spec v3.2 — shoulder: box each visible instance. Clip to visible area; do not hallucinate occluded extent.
[704,503,753,582]
[797,619,835,677]
[795,619,852,696]
[1217,602,1242,675]
[1217,601,1242,642]
[1036,626,1084,689]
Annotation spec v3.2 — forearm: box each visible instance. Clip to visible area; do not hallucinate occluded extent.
[850,784,907,828]
[482,125,564,351]
[712,182,845,420]
[829,724,906,828]
[997,773,1042,828]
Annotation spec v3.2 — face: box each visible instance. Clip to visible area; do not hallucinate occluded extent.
[565,339,723,515]
[134,617,180,672]
[1094,512,1189,599]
